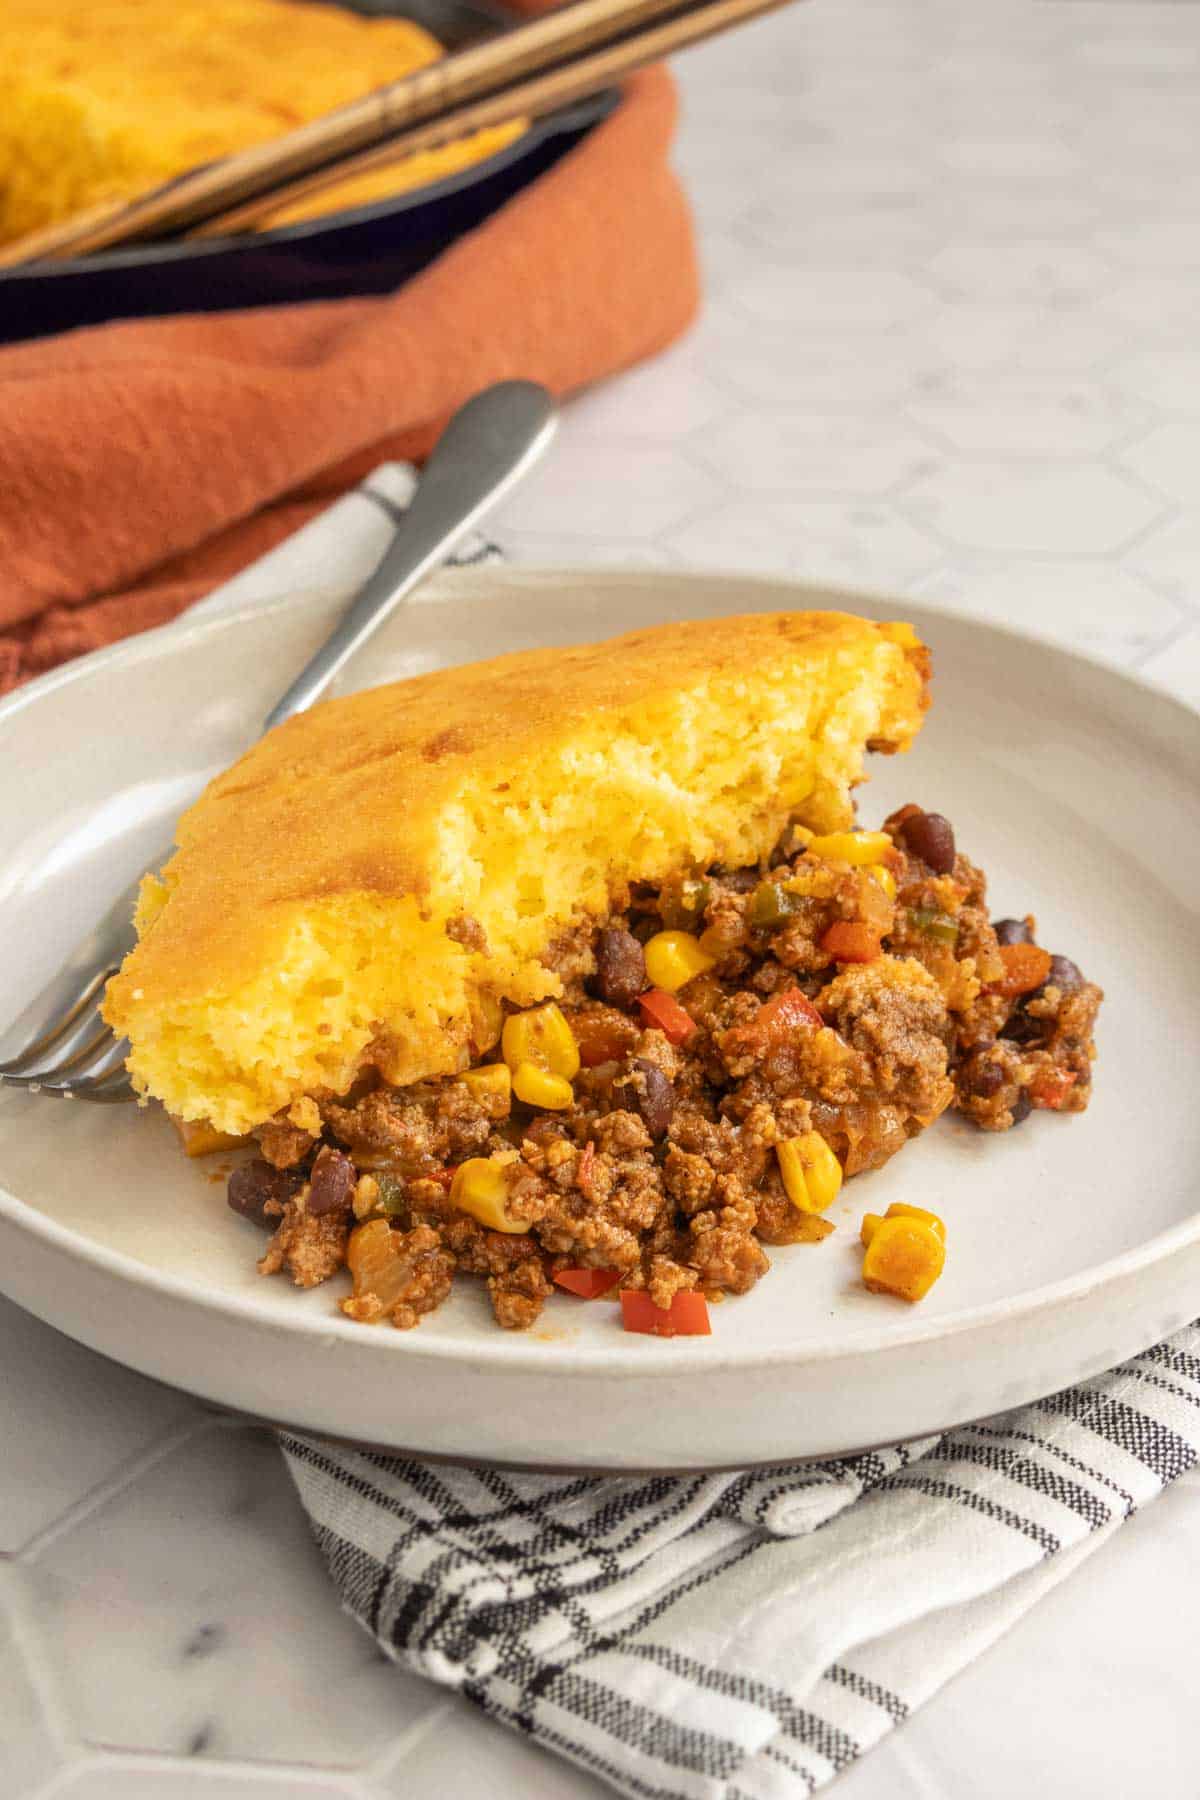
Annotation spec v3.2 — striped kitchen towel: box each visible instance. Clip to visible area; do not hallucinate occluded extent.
[280,1324,1200,1798]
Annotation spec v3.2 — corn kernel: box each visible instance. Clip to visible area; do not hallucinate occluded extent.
[501,1002,580,1079]
[862,1203,945,1248]
[807,831,893,866]
[450,1156,530,1233]
[862,1215,945,1302]
[353,1174,382,1222]
[869,864,897,900]
[512,1061,574,1110]
[462,1063,512,1104]
[777,1131,843,1213]
[643,929,716,993]
[887,1201,944,1239]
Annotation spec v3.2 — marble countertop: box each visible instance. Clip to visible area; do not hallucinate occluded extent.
[5,0,1200,1795]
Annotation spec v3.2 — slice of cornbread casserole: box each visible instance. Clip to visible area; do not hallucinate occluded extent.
[103,611,1102,1331]
[105,612,927,1132]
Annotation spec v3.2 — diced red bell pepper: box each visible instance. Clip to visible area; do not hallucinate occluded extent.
[619,1289,711,1337]
[723,985,823,1062]
[756,987,823,1035]
[553,1266,622,1300]
[638,988,696,1045]
[820,920,882,964]
[1029,1068,1079,1111]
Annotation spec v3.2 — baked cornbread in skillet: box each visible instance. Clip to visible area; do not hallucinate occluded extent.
[104,611,929,1135]
[0,0,522,246]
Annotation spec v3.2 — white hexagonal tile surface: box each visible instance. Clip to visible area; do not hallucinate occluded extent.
[908,562,1184,667]
[663,495,940,587]
[370,1695,612,1800]
[732,266,932,334]
[21,1426,441,1768]
[41,1767,362,1799]
[692,412,935,495]
[906,376,1145,458]
[1139,625,1200,711]
[491,444,721,540]
[925,243,1117,304]
[6,3,1200,1799]
[0,1298,201,1555]
[898,459,1166,555]
[1114,349,1200,416]
[1121,422,1200,509]
[0,1569,66,1798]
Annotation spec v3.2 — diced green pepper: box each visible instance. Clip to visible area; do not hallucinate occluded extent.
[661,877,713,931]
[910,906,959,946]
[750,882,804,930]
[375,1173,408,1218]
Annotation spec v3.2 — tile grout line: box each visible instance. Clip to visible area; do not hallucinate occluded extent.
[1129,611,1200,676]
[890,492,1175,563]
[2,1563,83,1764]
[16,1412,226,1565]
[29,1745,379,1795]
[364,1695,460,1783]
[3,1420,250,1773]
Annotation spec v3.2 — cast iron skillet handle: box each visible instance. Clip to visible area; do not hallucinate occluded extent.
[262,379,557,734]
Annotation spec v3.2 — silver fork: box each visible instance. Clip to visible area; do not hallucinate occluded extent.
[0,380,557,1104]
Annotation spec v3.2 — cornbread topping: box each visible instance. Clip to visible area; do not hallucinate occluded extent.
[103,611,930,1133]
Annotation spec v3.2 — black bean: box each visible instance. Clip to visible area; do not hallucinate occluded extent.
[960,1052,1006,1099]
[993,917,1033,946]
[1000,1009,1043,1046]
[307,1145,356,1216]
[1009,1090,1033,1126]
[613,1058,675,1140]
[227,1159,303,1228]
[593,928,647,1009]
[1045,954,1084,991]
[899,810,956,875]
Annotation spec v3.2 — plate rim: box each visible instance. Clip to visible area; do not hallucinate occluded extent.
[2,565,1198,1381]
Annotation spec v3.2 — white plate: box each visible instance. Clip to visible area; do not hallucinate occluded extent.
[1,569,1198,1470]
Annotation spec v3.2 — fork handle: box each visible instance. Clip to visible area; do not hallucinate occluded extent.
[261,380,556,734]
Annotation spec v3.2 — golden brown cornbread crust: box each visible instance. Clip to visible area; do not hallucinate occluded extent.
[104,611,929,1134]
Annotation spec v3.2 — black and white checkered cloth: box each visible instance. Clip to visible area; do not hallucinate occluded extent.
[189,469,1196,1795]
[280,1324,1200,1797]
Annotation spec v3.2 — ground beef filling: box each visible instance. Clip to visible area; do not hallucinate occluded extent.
[239,804,1102,1329]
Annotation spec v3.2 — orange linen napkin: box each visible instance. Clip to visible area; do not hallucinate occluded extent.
[0,62,698,695]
